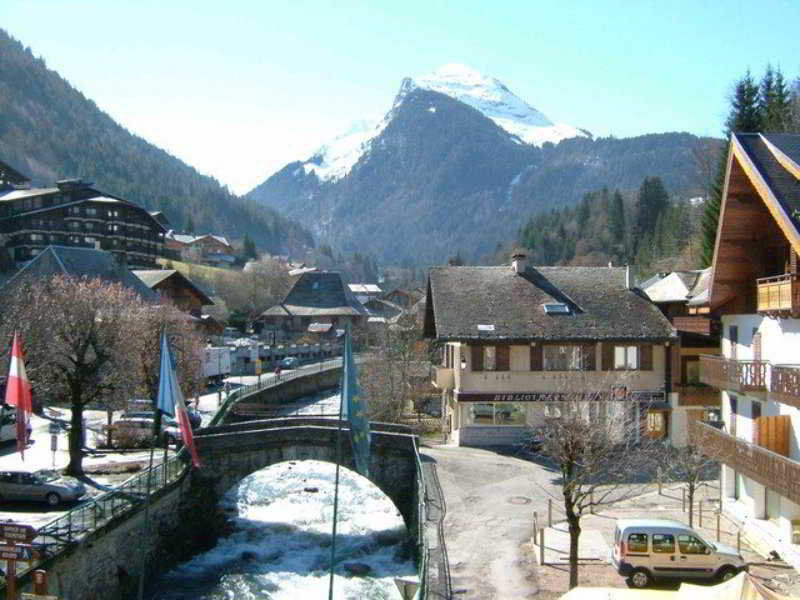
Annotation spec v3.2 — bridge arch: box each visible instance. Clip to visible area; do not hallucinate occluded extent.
[192,418,420,531]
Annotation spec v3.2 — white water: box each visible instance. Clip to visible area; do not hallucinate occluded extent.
[149,458,416,598]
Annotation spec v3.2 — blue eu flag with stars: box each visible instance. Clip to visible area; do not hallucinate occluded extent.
[341,325,370,478]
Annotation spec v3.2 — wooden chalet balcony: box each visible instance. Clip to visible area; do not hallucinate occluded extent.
[699,354,767,393]
[770,365,800,410]
[688,419,800,506]
[672,316,718,337]
[674,385,720,407]
[757,273,800,316]
[433,367,454,390]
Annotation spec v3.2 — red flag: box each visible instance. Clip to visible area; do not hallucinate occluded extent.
[5,332,32,459]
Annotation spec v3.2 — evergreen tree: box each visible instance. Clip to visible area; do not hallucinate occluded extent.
[185,216,195,235]
[727,70,762,133]
[608,190,626,244]
[243,233,257,259]
[634,177,669,251]
[760,66,792,131]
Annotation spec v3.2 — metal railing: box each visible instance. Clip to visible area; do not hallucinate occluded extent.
[413,441,428,599]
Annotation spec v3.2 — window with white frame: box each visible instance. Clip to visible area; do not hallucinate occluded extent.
[614,345,638,369]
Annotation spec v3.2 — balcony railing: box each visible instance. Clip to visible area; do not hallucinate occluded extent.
[757,273,800,316]
[674,384,720,407]
[770,364,800,410]
[433,367,454,390]
[688,419,800,505]
[699,354,767,393]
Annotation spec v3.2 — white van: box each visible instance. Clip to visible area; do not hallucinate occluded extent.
[0,409,17,443]
[611,519,746,588]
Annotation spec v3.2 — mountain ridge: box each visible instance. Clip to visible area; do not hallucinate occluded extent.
[0,29,313,256]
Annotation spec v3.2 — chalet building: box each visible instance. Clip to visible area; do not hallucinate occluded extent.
[0,162,166,268]
[165,231,235,267]
[640,269,721,445]
[2,245,157,301]
[260,271,367,337]
[383,287,424,309]
[348,283,383,304]
[424,256,676,447]
[132,269,213,317]
[691,133,800,564]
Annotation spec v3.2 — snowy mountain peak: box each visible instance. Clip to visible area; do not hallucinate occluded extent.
[301,64,588,182]
[410,64,587,146]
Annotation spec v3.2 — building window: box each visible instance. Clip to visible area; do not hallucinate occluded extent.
[614,346,639,369]
[484,346,496,371]
[84,222,94,231]
[463,402,526,426]
[68,206,81,216]
[30,233,44,242]
[85,207,97,217]
[543,345,583,371]
[68,221,81,231]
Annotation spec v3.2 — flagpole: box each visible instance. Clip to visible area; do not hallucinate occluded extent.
[136,406,159,600]
[327,332,347,600]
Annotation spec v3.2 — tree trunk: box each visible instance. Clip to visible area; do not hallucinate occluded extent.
[66,401,85,477]
[688,484,695,527]
[566,507,582,589]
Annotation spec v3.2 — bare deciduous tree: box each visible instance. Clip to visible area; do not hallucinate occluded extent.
[217,257,290,331]
[534,386,662,589]
[664,420,727,527]
[360,321,430,423]
[1,276,144,476]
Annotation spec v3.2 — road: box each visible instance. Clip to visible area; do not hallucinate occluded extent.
[421,444,563,600]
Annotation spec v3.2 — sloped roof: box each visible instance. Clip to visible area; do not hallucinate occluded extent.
[641,269,710,304]
[131,269,213,305]
[348,283,382,294]
[0,160,30,186]
[425,265,675,342]
[262,271,366,318]
[736,133,800,225]
[3,246,157,301]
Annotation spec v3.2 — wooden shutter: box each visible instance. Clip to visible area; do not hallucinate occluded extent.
[496,345,510,372]
[756,415,790,457]
[601,343,614,371]
[471,345,484,372]
[582,343,596,371]
[639,344,653,371]
[530,345,543,371]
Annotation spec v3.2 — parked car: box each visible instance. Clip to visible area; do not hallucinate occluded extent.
[611,519,746,588]
[279,357,299,369]
[123,409,201,430]
[0,469,86,506]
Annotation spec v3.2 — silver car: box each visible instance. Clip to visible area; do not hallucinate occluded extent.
[0,470,87,506]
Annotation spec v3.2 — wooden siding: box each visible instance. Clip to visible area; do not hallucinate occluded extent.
[672,316,718,336]
[674,385,721,407]
[688,419,800,505]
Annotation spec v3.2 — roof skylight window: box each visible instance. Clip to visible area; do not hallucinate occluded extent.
[543,303,570,315]
[477,324,495,331]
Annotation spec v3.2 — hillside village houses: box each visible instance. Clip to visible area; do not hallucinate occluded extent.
[688,132,800,567]
[165,231,236,268]
[260,271,367,339]
[424,253,677,447]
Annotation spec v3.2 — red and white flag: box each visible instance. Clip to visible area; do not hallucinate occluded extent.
[5,332,32,459]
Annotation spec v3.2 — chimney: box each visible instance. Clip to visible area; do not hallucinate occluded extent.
[625,265,633,290]
[511,250,527,274]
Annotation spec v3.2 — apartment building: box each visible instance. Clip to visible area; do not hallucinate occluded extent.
[691,133,800,561]
[423,254,676,447]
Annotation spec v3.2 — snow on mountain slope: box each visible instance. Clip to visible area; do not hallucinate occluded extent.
[413,64,587,146]
[300,64,586,182]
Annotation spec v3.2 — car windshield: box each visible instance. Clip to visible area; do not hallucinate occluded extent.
[34,470,60,482]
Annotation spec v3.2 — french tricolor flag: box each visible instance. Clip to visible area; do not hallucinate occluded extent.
[5,332,32,459]
[156,331,201,468]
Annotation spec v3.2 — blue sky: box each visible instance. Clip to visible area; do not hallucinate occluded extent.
[4,0,799,193]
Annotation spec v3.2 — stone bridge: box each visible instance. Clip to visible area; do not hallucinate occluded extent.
[193,417,423,533]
